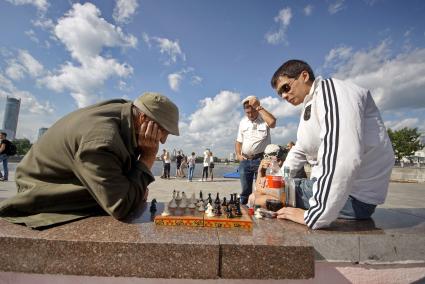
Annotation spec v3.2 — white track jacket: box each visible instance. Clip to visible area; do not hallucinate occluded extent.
[283,77,394,229]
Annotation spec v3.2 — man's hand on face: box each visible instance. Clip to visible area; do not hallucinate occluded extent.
[137,120,164,169]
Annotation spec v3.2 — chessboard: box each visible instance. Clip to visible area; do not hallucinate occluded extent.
[153,191,253,229]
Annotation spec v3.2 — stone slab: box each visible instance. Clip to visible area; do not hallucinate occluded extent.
[0,204,220,279]
[218,218,314,279]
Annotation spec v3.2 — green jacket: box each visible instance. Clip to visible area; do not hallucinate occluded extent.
[0,100,154,228]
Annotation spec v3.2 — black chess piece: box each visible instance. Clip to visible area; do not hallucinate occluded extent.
[234,193,240,206]
[215,193,220,205]
[215,203,222,216]
[226,206,234,218]
[150,198,157,213]
[199,190,203,200]
[221,197,227,207]
[229,194,234,205]
[235,202,243,217]
[207,193,212,204]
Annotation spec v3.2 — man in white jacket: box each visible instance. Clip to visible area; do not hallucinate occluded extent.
[271,59,394,229]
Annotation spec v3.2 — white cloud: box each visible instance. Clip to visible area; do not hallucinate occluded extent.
[5,50,44,81]
[25,29,39,43]
[265,7,292,45]
[260,96,302,118]
[5,0,48,12]
[191,75,203,85]
[271,123,299,146]
[143,33,185,65]
[54,3,136,62]
[0,73,54,116]
[168,73,183,91]
[303,5,313,16]
[32,17,54,30]
[5,61,25,80]
[385,118,420,131]
[40,3,136,108]
[325,40,425,111]
[328,0,346,14]
[324,45,353,68]
[164,90,243,156]
[167,68,201,91]
[113,0,138,24]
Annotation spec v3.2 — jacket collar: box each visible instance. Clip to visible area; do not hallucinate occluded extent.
[120,102,138,157]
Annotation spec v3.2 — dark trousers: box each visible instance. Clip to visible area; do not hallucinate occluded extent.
[164,163,171,178]
[239,159,261,204]
[202,166,208,179]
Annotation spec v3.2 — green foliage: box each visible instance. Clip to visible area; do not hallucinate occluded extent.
[12,138,32,156]
[387,127,423,161]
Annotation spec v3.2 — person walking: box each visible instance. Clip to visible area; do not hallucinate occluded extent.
[175,150,183,178]
[187,152,196,182]
[208,151,215,182]
[0,132,10,181]
[201,149,209,182]
[270,59,394,229]
[163,149,171,179]
[235,96,276,204]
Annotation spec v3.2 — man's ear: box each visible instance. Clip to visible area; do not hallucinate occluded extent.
[302,70,310,83]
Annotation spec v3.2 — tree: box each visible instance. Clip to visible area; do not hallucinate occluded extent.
[13,138,32,156]
[387,127,423,161]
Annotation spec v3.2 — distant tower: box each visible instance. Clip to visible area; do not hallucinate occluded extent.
[38,127,48,140]
[1,96,21,140]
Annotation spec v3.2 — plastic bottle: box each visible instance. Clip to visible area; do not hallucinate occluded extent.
[283,166,296,207]
[265,157,285,204]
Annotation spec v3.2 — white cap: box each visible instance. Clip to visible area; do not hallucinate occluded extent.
[241,95,257,105]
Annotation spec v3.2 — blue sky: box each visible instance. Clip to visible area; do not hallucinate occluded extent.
[0,0,424,157]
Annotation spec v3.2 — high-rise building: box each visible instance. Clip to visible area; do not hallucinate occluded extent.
[1,96,21,140]
[38,127,48,140]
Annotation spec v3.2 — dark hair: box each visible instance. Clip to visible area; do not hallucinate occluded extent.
[270,59,315,88]
[0,132,6,137]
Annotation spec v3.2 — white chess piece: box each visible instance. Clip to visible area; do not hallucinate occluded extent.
[188,201,196,209]
[175,191,182,201]
[206,203,214,217]
[172,190,176,199]
[161,206,170,216]
[169,196,177,209]
[198,202,205,212]
[190,193,197,204]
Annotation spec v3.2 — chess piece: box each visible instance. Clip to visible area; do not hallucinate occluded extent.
[221,197,227,207]
[226,206,234,218]
[215,203,222,216]
[190,193,197,204]
[215,193,220,205]
[198,202,205,212]
[207,193,212,205]
[161,206,170,216]
[150,198,157,213]
[199,190,203,201]
[172,190,176,199]
[175,191,182,201]
[169,196,177,209]
[188,201,196,209]
[235,202,243,217]
[181,191,188,208]
[206,203,214,217]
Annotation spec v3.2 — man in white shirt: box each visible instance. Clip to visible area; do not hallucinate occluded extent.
[235,96,276,204]
[270,59,394,229]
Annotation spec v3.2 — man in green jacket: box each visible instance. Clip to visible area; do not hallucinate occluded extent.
[0,92,179,228]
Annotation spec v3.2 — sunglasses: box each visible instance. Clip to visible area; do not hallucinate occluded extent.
[277,75,300,96]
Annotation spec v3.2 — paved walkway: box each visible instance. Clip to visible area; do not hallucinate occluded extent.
[1,163,424,210]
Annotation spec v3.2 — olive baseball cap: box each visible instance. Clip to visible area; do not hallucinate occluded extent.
[133,92,180,136]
